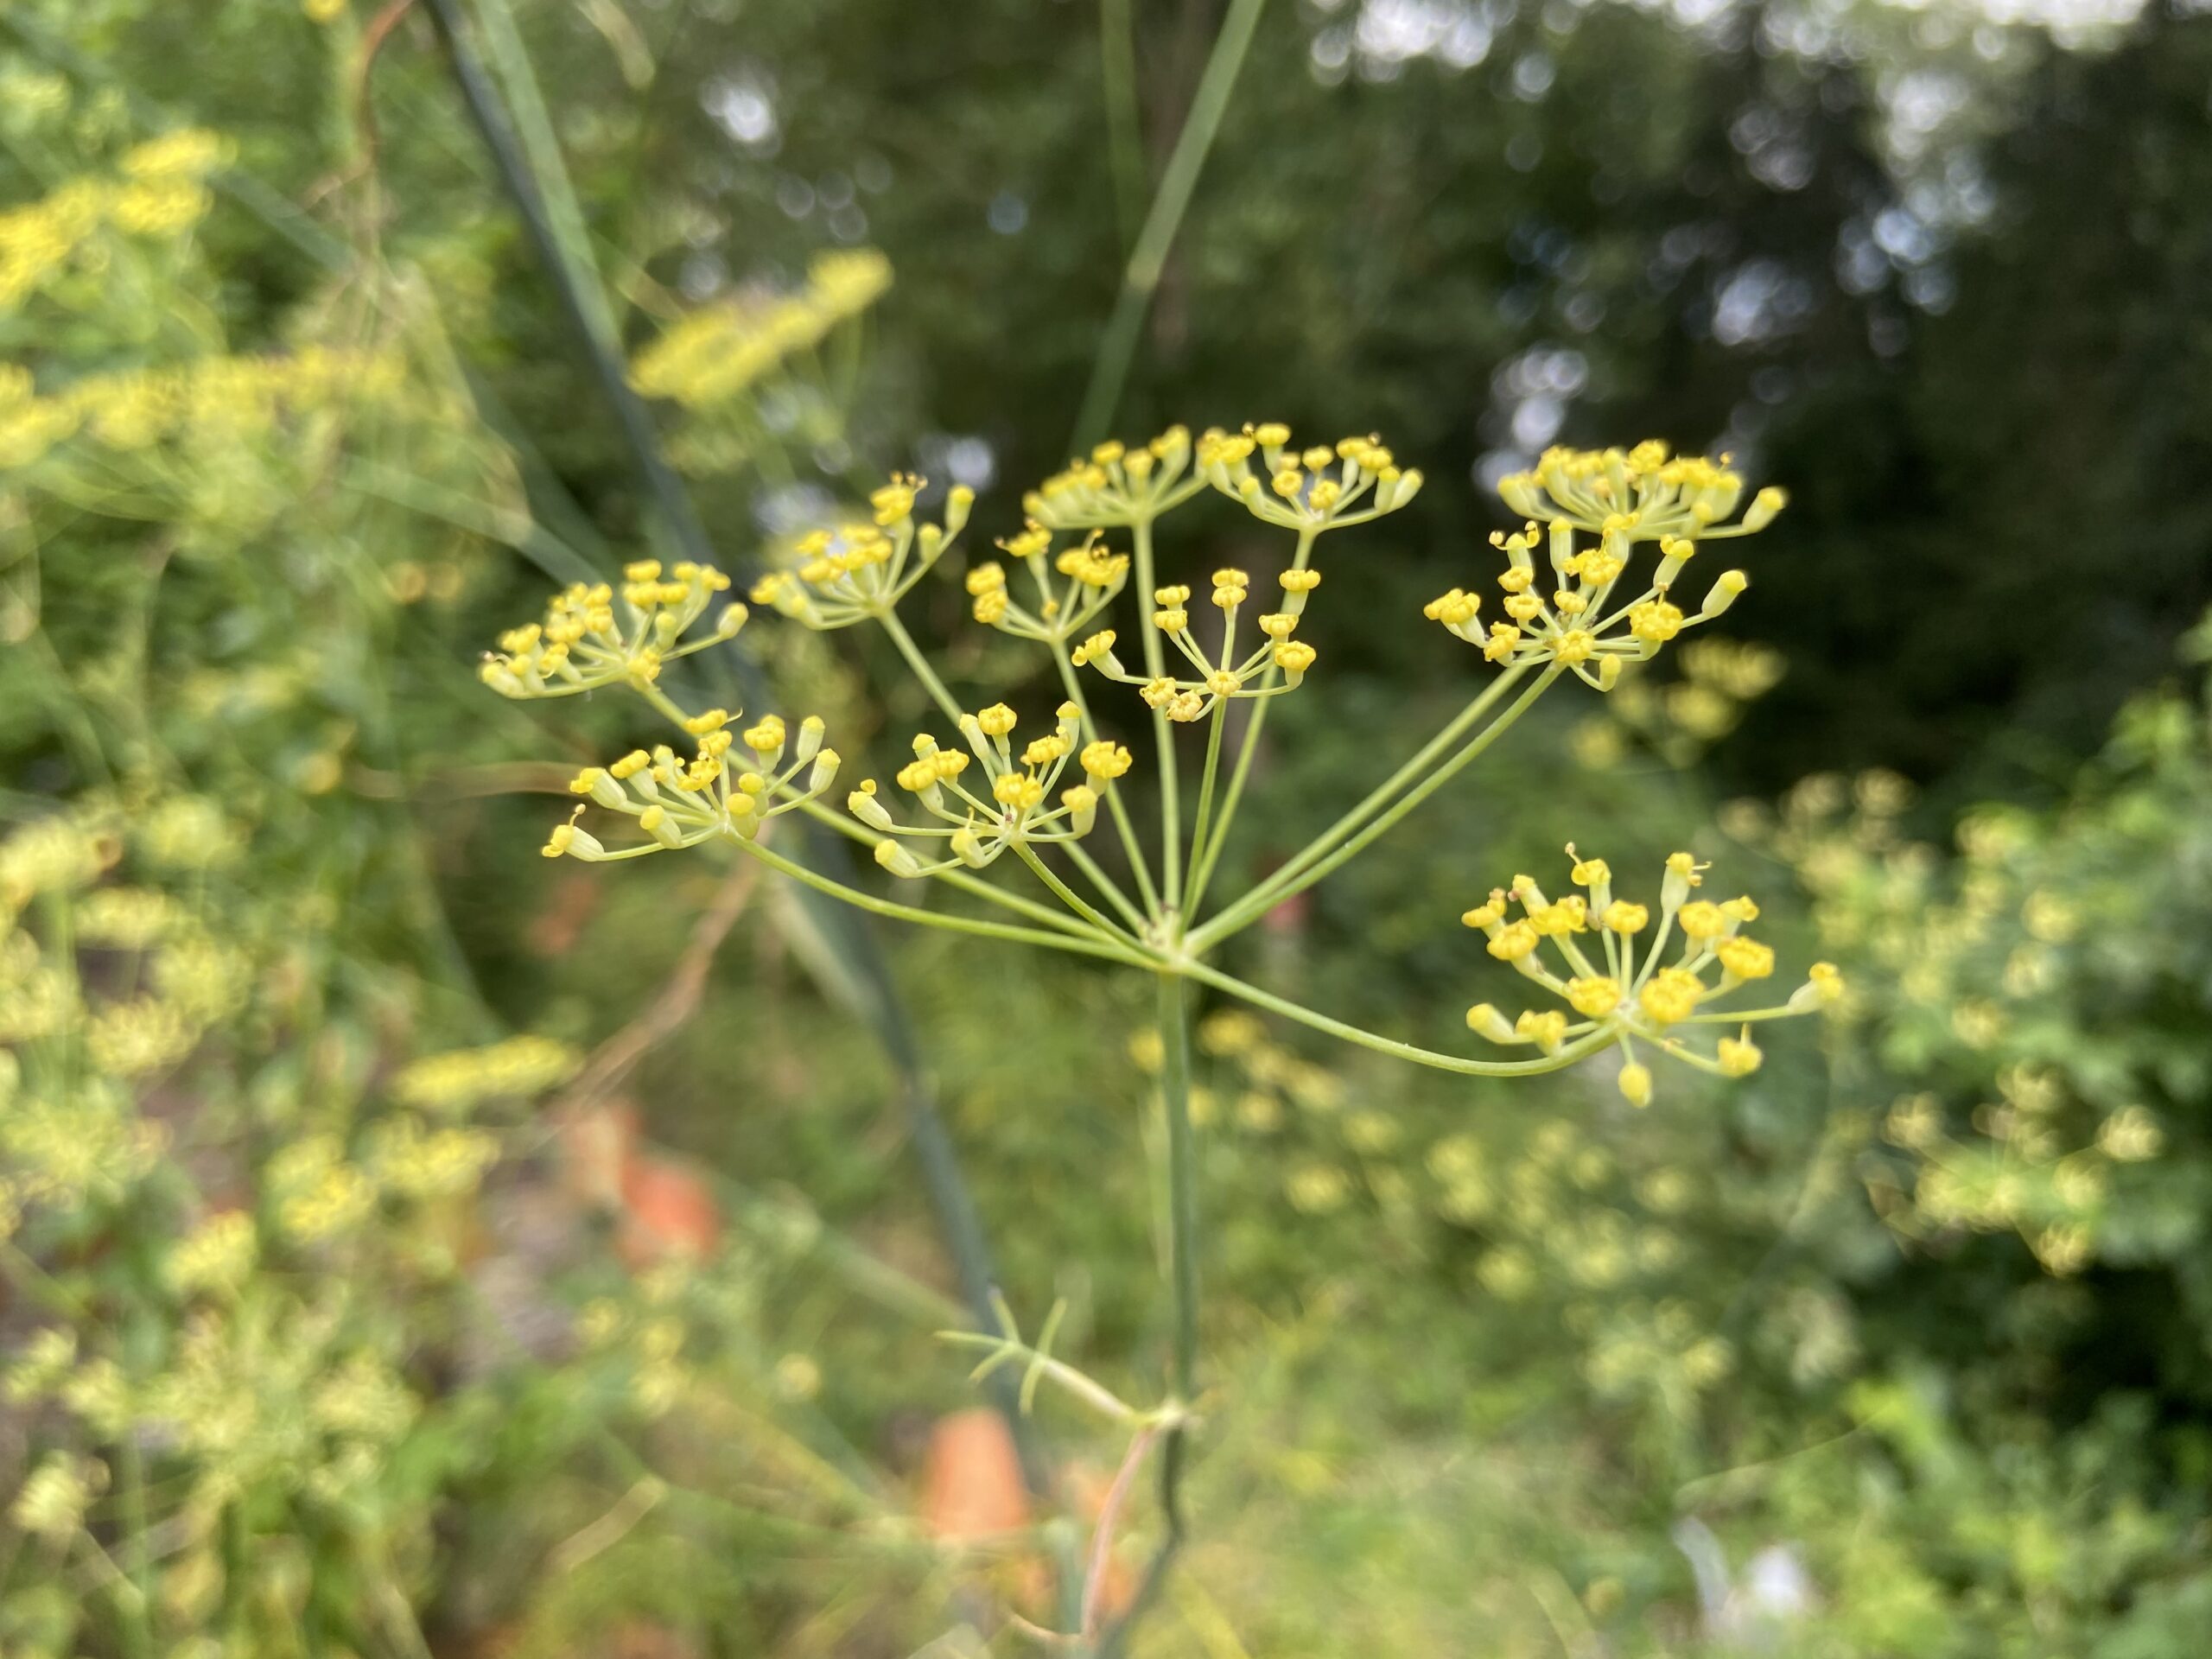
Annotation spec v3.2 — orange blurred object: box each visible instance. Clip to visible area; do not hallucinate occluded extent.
[615,1154,721,1268]
[554,1099,637,1212]
[920,1408,1032,1541]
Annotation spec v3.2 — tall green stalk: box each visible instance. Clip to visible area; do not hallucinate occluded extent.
[1098,969,1200,1656]
[1070,0,1272,452]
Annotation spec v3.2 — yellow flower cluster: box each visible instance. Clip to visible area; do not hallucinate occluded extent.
[1196,424,1425,534]
[849,702,1120,875]
[1461,847,1840,1107]
[0,813,266,1237]
[1024,427,1207,530]
[550,709,842,859]
[1076,565,1325,723]
[751,475,976,627]
[479,559,744,697]
[965,522,1129,642]
[390,1033,582,1112]
[166,1210,258,1298]
[368,1113,503,1202]
[0,814,114,913]
[0,130,232,312]
[1429,441,1783,688]
[630,248,893,410]
[0,348,407,473]
[1497,441,1785,540]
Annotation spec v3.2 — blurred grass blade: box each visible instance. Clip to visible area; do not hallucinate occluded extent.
[1071,0,1271,452]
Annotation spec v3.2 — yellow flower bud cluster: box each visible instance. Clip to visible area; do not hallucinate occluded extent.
[1078,566,1324,724]
[1023,427,1206,530]
[1433,441,1778,688]
[629,248,893,410]
[751,474,976,628]
[1460,845,1840,1108]
[0,346,406,474]
[0,131,232,314]
[390,1033,582,1113]
[849,702,1117,876]
[546,708,842,861]
[480,560,744,697]
[1197,426,1424,533]
[1497,441,1783,540]
[965,524,1130,642]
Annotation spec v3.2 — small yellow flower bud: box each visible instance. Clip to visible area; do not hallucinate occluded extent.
[1714,935,1776,981]
[1487,921,1539,962]
[1465,1002,1516,1042]
[1637,968,1703,1026]
[1516,1009,1567,1052]
[1566,976,1622,1018]
[1617,1064,1653,1108]
[1789,962,1846,1010]
[1717,1036,1764,1077]
[849,782,894,831]
[1081,741,1132,780]
[1741,486,1787,532]
[1698,569,1750,620]
[874,839,924,878]
[1677,901,1728,940]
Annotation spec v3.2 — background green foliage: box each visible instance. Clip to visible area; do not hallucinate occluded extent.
[5,0,2212,1653]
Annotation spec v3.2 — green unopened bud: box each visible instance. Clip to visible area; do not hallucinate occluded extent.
[1465,1002,1516,1044]
[1788,963,1846,1011]
[874,838,924,879]
[479,658,527,698]
[807,749,840,792]
[1741,486,1787,533]
[950,825,988,868]
[944,485,975,538]
[795,714,826,764]
[716,602,749,637]
[848,783,893,832]
[1698,569,1749,620]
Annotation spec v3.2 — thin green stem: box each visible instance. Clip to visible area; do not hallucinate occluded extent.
[1180,959,1615,1077]
[1014,843,1141,949]
[727,833,1150,966]
[1134,519,1184,912]
[1157,968,1199,1497]
[1053,645,1161,917]
[1182,525,1318,918]
[1191,665,1561,950]
[789,797,1099,938]
[1100,0,1146,254]
[1185,699,1229,894]
[1070,0,1273,451]
[877,607,966,729]
[1065,838,1150,935]
[1204,664,1529,929]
